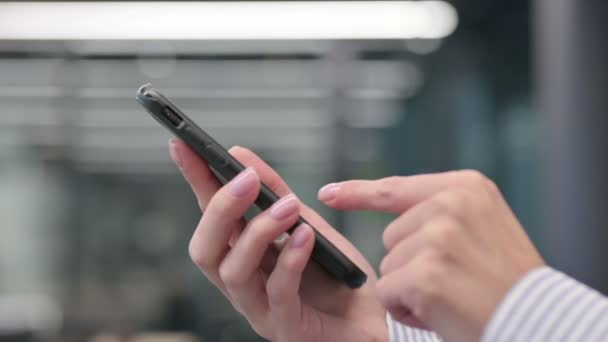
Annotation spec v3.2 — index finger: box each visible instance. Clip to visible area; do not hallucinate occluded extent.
[170,141,292,210]
[229,146,292,196]
[317,170,490,214]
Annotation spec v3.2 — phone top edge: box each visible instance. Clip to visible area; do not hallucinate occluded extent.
[135,83,248,173]
[136,84,167,109]
[136,83,153,97]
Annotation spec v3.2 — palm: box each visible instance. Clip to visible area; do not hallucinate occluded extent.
[289,204,387,340]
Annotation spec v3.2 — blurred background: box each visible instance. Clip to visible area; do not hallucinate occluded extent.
[0,1,606,341]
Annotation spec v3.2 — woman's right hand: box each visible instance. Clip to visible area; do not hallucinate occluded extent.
[169,139,388,342]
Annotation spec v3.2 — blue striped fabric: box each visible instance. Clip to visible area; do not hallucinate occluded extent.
[387,267,608,341]
[387,312,442,341]
[481,267,608,342]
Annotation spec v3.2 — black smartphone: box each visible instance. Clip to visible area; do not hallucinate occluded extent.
[136,84,367,289]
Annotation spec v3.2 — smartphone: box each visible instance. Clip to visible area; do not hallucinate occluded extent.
[136,84,367,289]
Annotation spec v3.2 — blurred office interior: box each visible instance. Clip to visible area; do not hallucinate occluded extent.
[0,1,606,341]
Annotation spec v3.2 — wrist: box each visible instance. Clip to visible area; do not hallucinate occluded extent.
[481,266,552,341]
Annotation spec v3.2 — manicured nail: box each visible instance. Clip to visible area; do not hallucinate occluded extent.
[169,139,183,169]
[290,224,311,248]
[318,183,340,202]
[228,167,259,197]
[270,194,299,220]
[274,232,289,244]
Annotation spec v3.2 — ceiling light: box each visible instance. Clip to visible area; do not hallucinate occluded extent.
[0,1,458,40]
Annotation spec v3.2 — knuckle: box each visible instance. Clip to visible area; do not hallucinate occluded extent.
[406,282,430,322]
[374,279,390,307]
[247,218,280,246]
[420,270,443,302]
[426,217,459,251]
[375,276,394,303]
[379,256,390,275]
[426,224,448,251]
[436,187,484,223]
[280,252,302,272]
[188,237,214,270]
[382,218,402,250]
[266,279,290,306]
[382,212,409,250]
[460,169,488,186]
[382,224,396,250]
[408,287,431,322]
[218,263,244,289]
[460,169,496,193]
[266,256,301,306]
[410,258,444,320]
[206,195,234,217]
[434,190,469,217]
[485,177,501,197]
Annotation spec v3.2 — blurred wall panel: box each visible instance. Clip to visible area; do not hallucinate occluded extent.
[535,0,608,292]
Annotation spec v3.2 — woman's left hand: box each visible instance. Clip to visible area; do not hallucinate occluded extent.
[318,170,545,342]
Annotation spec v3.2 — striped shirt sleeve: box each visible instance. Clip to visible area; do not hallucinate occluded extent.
[387,312,443,342]
[481,266,608,342]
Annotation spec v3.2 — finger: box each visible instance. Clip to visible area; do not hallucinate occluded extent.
[229,146,326,233]
[379,228,425,276]
[229,145,327,231]
[376,253,438,330]
[219,194,301,317]
[318,171,486,213]
[377,268,425,329]
[229,146,292,196]
[386,306,430,331]
[189,167,261,290]
[382,199,443,251]
[267,224,315,333]
[169,139,222,209]
[381,214,464,275]
[171,142,293,209]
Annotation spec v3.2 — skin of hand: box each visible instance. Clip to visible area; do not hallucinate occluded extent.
[318,171,546,342]
[168,139,388,342]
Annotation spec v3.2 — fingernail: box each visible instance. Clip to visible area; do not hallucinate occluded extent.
[318,183,340,202]
[169,139,183,169]
[274,232,289,244]
[290,224,311,248]
[229,167,259,197]
[270,194,299,220]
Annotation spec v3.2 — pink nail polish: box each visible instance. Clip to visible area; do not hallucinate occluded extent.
[318,183,340,202]
[290,224,311,248]
[269,194,299,220]
[169,139,183,169]
[228,168,259,197]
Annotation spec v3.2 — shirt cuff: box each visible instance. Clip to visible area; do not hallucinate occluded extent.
[386,312,442,342]
[481,266,608,342]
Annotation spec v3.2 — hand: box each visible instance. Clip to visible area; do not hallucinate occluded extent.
[169,140,388,342]
[318,171,545,342]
